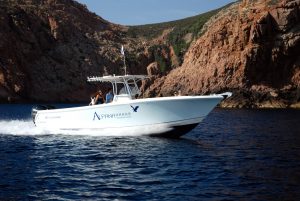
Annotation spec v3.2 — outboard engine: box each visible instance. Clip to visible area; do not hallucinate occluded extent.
[31,105,56,125]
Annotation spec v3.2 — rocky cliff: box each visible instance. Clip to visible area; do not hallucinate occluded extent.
[1,0,300,108]
[146,0,300,108]
[0,0,149,103]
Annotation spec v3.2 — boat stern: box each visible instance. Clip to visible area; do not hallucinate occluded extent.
[31,105,56,125]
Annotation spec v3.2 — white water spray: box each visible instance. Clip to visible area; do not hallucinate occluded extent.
[0,119,172,136]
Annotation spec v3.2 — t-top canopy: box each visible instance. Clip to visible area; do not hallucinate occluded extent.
[87,75,148,83]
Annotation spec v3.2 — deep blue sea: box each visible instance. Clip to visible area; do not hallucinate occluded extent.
[0,104,300,201]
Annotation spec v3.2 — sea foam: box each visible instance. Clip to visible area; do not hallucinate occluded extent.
[0,119,172,136]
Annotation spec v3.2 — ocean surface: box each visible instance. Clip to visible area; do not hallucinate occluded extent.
[0,104,299,201]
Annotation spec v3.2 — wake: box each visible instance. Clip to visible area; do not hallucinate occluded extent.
[0,120,49,136]
[0,119,172,136]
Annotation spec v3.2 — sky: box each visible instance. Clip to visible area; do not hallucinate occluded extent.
[76,0,236,26]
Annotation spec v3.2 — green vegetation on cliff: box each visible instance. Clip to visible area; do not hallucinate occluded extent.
[127,9,218,39]
[127,3,234,64]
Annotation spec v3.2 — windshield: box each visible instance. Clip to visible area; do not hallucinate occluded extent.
[110,78,142,97]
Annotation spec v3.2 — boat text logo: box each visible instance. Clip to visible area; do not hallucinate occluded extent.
[130,105,139,112]
[93,112,131,121]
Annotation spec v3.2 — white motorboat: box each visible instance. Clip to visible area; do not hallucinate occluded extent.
[32,74,232,137]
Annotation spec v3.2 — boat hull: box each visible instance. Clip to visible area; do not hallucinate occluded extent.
[33,95,224,137]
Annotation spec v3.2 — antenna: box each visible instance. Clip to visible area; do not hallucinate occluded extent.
[121,45,126,75]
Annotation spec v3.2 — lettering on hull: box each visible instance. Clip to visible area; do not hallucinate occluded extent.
[93,112,131,121]
[45,116,61,119]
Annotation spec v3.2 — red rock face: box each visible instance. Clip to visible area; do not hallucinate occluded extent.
[0,0,149,103]
[148,0,300,108]
[1,0,299,108]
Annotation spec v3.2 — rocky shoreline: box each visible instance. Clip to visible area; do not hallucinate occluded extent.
[0,0,299,109]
